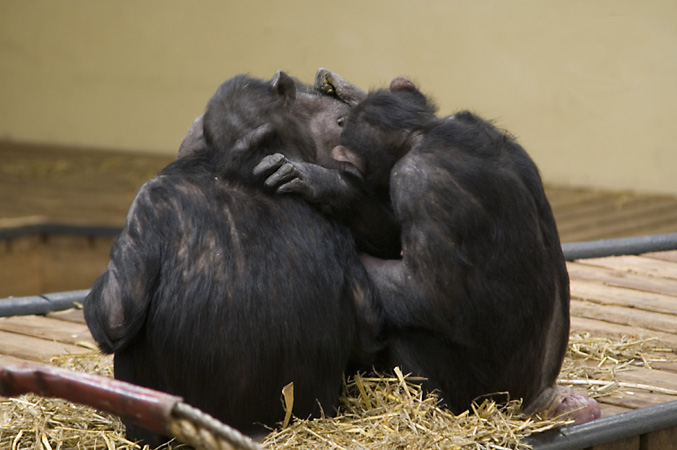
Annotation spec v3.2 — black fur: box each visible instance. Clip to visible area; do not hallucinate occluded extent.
[337,86,570,413]
[84,73,380,445]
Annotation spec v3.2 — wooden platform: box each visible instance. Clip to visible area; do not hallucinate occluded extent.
[2,143,677,448]
[2,251,677,416]
[2,140,677,243]
[3,140,677,297]
[547,186,677,243]
[568,251,677,414]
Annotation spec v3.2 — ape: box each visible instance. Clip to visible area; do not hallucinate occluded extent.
[177,68,366,162]
[263,79,600,423]
[179,68,400,259]
[84,71,381,445]
[339,81,600,422]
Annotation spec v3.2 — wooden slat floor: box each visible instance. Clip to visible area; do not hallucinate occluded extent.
[2,252,677,420]
[2,142,677,446]
[568,251,677,416]
[547,186,677,243]
[3,141,677,243]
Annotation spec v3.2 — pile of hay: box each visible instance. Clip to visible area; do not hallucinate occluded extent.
[1,332,675,450]
[262,369,562,450]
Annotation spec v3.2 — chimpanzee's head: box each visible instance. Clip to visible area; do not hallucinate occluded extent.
[332,78,436,194]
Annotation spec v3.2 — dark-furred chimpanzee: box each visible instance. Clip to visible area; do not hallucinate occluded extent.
[84,71,381,446]
[181,68,401,259]
[260,79,600,424]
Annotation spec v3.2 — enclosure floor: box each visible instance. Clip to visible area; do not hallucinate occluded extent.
[2,251,677,420]
[2,142,677,430]
[2,140,677,242]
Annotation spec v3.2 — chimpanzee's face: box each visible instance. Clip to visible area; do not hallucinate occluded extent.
[294,93,351,167]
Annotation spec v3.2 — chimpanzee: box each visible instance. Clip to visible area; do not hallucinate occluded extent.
[177,69,365,161]
[260,79,600,423]
[84,71,382,446]
[180,69,400,259]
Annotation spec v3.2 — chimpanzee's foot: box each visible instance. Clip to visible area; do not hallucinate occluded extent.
[542,385,601,424]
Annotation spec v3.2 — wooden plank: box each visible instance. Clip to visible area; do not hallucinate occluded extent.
[40,236,109,293]
[642,250,677,263]
[576,255,677,281]
[0,315,94,346]
[0,329,90,363]
[551,191,635,217]
[46,308,87,324]
[595,388,677,411]
[570,280,677,315]
[0,235,43,297]
[567,261,677,297]
[557,197,677,232]
[614,366,677,394]
[561,206,677,242]
[643,222,677,238]
[0,354,33,365]
[645,361,677,375]
[547,189,617,212]
[640,426,677,450]
[597,403,633,417]
[570,299,677,335]
[589,434,640,450]
[570,317,677,348]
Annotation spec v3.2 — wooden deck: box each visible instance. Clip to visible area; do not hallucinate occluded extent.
[568,252,677,415]
[2,252,677,415]
[3,140,677,297]
[2,142,677,448]
[2,140,677,243]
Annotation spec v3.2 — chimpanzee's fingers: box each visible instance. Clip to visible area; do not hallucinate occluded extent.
[277,178,316,200]
[253,153,287,177]
[263,163,298,189]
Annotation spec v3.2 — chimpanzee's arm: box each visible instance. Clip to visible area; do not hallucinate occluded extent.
[254,154,401,259]
[84,182,162,354]
[358,253,437,330]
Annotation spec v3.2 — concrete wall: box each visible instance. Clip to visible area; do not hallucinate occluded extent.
[1,0,675,194]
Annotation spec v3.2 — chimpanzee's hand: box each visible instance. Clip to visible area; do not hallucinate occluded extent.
[255,152,402,259]
[253,153,325,202]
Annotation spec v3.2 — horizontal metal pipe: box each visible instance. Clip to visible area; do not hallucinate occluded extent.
[0,290,89,317]
[527,399,677,449]
[2,225,677,446]
[561,233,677,261]
[0,223,121,240]
[3,224,677,261]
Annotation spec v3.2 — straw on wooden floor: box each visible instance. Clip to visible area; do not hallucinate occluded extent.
[1,331,675,449]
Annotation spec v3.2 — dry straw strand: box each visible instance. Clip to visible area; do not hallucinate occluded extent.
[2,331,676,449]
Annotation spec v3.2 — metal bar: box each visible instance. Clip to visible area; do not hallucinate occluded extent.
[3,224,677,261]
[528,399,677,449]
[0,223,121,240]
[561,233,677,261]
[0,290,89,317]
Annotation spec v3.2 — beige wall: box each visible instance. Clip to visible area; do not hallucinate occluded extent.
[1,0,676,194]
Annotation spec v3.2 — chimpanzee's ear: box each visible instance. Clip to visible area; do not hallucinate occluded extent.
[271,70,297,105]
[389,77,418,93]
[332,145,366,176]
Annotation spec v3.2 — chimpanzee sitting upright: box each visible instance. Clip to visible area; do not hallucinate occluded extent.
[84,71,381,445]
[339,80,600,422]
[261,79,600,423]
